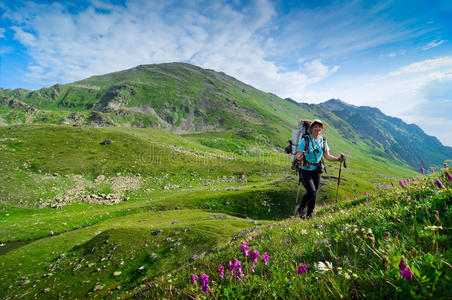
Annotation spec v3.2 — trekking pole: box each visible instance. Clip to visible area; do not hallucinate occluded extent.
[293,177,302,217]
[335,155,346,203]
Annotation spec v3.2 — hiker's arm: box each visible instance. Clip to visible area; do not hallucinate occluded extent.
[324,152,344,162]
[296,150,304,161]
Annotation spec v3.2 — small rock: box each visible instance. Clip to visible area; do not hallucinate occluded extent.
[73,264,82,271]
[171,221,177,225]
[101,140,112,145]
[53,173,58,177]
[189,254,200,262]
[95,175,105,182]
[152,230,163,236]
[93,285,104,291]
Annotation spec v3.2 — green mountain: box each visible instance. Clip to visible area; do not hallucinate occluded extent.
[0,62,450,170]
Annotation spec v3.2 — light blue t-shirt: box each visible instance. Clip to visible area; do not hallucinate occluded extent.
[297,134,329,171]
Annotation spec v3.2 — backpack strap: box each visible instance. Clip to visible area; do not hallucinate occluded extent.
[304,136,309,151]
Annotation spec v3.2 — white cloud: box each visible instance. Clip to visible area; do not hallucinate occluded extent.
[422,40,445,50]
[3,0,339,96]
[0,28,5,38]
[390,57,452,75]
[304,56,452,146]
[303,59,340,78]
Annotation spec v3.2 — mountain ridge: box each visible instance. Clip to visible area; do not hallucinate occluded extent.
[0,62,450,169]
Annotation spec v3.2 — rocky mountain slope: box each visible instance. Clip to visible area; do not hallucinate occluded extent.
[319,99,452,170]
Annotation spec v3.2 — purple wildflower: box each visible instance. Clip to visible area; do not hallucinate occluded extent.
[332,202,336,206]
[227,261,234,272]
[401,268,413,279]
[345,195,349,201]
[297,263,307,274]
[391,182,396,188]
[420,166,425,174]
[434,179,445,189]
[235,267,244,278]
[240,241,249,253]
[364,192,368,197]
[262,252,269,265]
[198,273,210,293]
[228,258,242,275]
[399,258,407,271]
[190,274,198,284]
[251,263,256,273]
[446,171,452,181]
[249,249,259,263]
[252,236,255,241]
[399,180,404,188]
[217,265,224,280]
[241,241,250,257]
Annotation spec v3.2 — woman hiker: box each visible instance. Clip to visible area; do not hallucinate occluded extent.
[295,120,344,219]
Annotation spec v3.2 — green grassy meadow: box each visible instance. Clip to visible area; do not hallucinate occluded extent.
[1,124,448,299]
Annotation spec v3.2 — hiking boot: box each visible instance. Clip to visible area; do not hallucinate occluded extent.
[306,213,315,220]
[298,207,307,219]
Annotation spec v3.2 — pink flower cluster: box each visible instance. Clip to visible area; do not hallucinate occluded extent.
[297,263,307,274]
[217,265,224,280]
[399,258,413,279]
[190,241,271,293]
[446,171,452,181]
[228,258,244,278]
[191,273,212,295]
[434,179,445,189]
[262,252,269,265]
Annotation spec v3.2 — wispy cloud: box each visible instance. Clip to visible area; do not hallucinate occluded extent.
[422,40,445,50]
[1,0,337,95]
[0,28,5,38]
[2,0,419,96]
[307,56,452,145]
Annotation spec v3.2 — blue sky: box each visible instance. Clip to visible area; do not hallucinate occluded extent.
[1,0,451,146]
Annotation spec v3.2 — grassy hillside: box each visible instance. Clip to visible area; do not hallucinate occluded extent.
[0,123,424,299]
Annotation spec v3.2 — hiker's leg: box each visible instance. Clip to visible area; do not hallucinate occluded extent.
[300,171,316,211]
[306,171,321,216]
